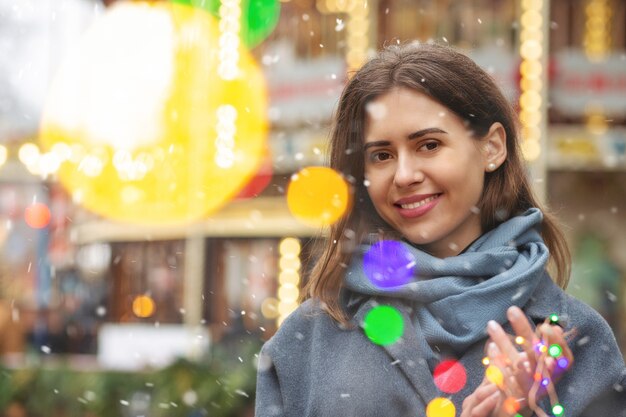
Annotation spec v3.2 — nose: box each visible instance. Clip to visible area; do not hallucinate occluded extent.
[393,154,424,188]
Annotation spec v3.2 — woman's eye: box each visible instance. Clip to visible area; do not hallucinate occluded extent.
[371,152,391,162]
[421,141,439,151]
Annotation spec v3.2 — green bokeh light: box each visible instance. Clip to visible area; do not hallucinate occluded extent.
[548,344,562,358]
[552,403,564,416]
[171,0,280,48]
[363,305,404,346]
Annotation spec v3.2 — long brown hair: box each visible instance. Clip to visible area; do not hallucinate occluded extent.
[301,42,570,323]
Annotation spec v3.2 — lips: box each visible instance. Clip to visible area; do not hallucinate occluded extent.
[394,193,442,218]
[395,193,442,208]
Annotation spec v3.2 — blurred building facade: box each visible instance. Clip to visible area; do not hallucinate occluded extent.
[0,0,625,365]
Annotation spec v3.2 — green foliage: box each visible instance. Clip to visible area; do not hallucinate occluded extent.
[0,337,261,417]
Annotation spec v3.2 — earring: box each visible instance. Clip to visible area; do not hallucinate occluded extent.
[487,163,497,172]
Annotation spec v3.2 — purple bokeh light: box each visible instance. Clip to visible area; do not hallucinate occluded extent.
[363,240,417,289]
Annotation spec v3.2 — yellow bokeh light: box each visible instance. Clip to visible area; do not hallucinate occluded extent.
[278,284,299,302]
[279,238,301,256]
[522,0,543,10]
[39,1,268,224]
[261,297,280,319]
[521,10,542,30]
[18,143,40,167]
[0,145,7,167]
[287,166,351,227]
[522,139,542,162]
[520,28,543,44]
[520,76,542,92]
[520,91,542,111]
[426,397,456,417]
[132,295,156,318]
[519,110,541,127]
[485,364,504,387]
[279,270,300,285]
[520,40,542,60]
[279,256,301,272]
[520,60,542,79]
[522,126,541,142]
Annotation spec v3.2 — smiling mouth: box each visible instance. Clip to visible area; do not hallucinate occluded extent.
[397,194,441,210]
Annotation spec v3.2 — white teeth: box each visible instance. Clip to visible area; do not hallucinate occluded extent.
[400,195,438,209]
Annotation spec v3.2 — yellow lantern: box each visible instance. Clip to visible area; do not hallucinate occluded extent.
[39,1,268,224]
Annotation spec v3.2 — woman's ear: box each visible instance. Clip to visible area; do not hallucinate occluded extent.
[482,122,507,172]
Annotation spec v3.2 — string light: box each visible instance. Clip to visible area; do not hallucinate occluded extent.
[557,357,569,369]
[552,403,564,416]
[218,0,241,80]
[0,145,7,167]
[277,237,301,326]
[548,344,562,358]
[215,105,237,169]
[315,0,370,74]
[345,1,369,73]
[490,315,574,417]
[584,0,612,62]
[518,0,546,162]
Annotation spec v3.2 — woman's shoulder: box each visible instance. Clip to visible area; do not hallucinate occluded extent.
[530,273,616,335]
[262,298,346,353]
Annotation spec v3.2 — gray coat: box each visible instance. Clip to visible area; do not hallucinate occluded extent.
[255,276,626,417]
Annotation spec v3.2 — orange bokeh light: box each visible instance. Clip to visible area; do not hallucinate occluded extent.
[24,203,51,229]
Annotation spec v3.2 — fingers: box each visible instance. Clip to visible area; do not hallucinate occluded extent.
[507,306,538,371]
[537,323,573,378]
[461,381,500,417]
[486,341,528,408]
[470,390,500,417]
[487,320,518,368]
[481,309,576,417]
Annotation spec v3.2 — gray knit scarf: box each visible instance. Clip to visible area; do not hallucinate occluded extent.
[344,208,549,358]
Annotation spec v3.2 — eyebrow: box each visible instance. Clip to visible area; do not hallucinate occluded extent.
[363,127,448,151]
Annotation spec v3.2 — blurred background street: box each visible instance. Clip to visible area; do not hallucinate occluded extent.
[0,0,625,415]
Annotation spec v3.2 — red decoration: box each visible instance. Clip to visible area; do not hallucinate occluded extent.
[433,359,467,394]
[236,157,273,199]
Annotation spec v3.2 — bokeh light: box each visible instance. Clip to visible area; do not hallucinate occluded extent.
[172,0,280,48]
[363,305,403,346]
[132,295,156,318]
[425,397,456,417]
[362,240,416,289]
[548,344,562,357]
[39,1,268,224]
[503,397,521,414]
[286,166,350,227]
[433,359,467,394]
[552,403,564,416]
[0,145,7,167]
[24,203,51,229]
[485,365,503,387]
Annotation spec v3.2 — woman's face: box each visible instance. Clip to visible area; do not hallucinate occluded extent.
[363,87,495,258]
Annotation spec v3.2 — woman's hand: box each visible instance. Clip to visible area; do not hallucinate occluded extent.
[461,306,574,417]
[460,378,501,417]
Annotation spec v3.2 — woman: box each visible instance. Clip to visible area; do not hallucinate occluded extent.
[255,42,626,417]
